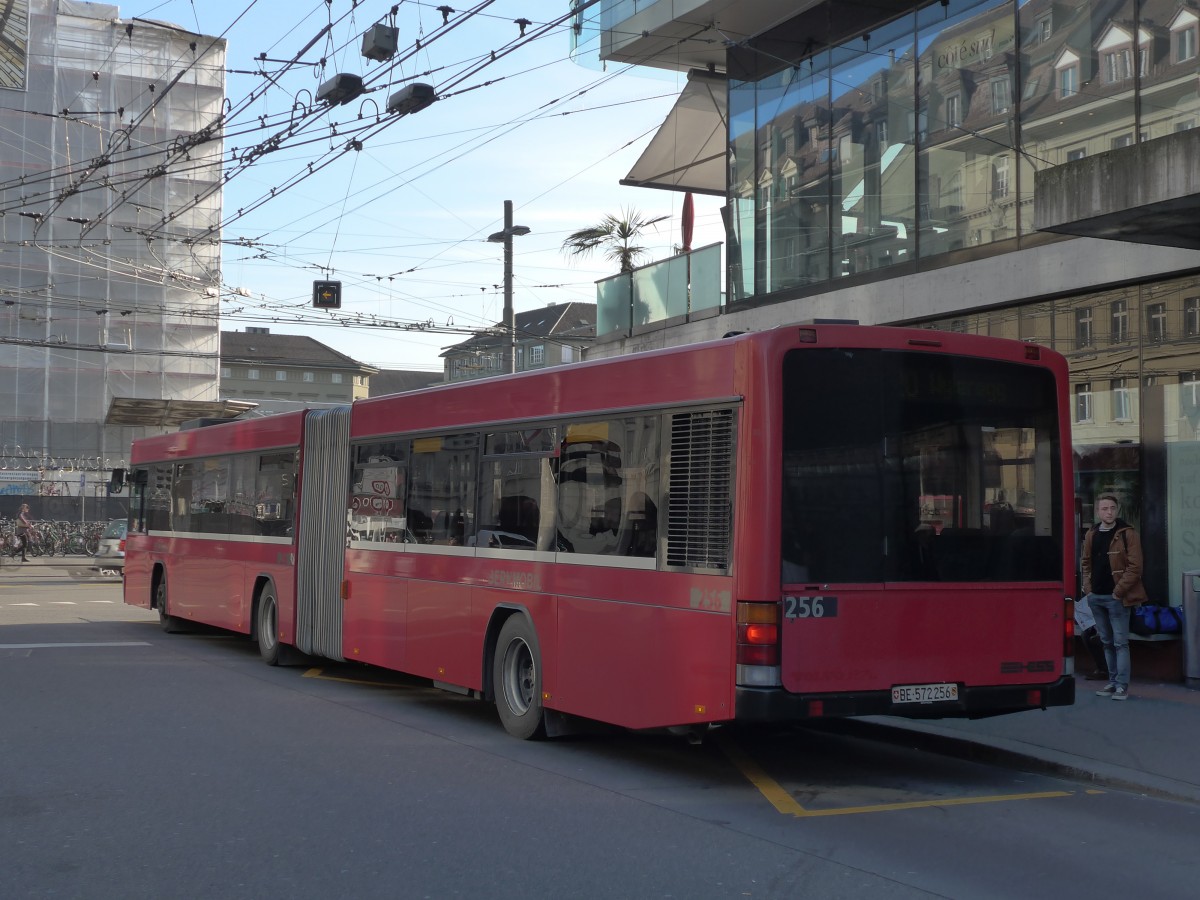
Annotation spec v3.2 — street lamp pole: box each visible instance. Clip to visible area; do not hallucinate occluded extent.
[501,200,516,374]
[488,201,530,375]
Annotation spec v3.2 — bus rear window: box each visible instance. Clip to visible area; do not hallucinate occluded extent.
[781,349,1062,584]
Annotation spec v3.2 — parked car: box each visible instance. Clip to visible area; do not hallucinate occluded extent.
[93,518,127,574]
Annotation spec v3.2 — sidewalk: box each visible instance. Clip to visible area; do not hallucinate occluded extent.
[0,555,119,577]
[7,557,1199,801]
[839,673,1200,805]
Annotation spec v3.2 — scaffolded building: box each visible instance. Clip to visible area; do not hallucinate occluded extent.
[0,0,236,508]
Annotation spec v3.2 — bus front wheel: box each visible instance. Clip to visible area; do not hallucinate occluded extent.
[493,615,546,740]
[256,585,281,666]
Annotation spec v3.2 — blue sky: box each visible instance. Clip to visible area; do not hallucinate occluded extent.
[127,0,723,371]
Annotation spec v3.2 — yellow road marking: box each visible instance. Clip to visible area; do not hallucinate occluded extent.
[715,732,1078,817]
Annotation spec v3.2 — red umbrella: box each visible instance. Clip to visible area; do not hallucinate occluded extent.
[681,191,694,253]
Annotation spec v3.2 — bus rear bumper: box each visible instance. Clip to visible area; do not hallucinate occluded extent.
[735,675,1075,721]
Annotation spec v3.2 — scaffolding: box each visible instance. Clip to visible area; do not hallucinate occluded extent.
[0,0,225,510]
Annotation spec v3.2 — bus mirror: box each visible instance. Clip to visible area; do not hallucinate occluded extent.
[108,468,126,494]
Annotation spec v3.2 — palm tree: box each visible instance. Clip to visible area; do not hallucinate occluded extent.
[560,207,670,274]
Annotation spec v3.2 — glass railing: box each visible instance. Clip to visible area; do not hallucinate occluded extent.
[595,243,723,339]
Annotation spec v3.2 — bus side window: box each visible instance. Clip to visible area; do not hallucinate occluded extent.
[557,416,660,560]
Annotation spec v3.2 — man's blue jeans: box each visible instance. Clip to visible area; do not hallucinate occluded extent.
[1087,594,1131,688]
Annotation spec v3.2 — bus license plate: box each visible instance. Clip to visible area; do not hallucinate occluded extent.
[891,682,959,704]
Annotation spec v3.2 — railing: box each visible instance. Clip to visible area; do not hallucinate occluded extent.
[595,242,723,340]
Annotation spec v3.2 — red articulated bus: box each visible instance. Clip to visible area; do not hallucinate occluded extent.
[123,324,1075,739]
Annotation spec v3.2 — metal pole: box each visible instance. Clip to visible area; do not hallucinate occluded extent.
[502,199,515,374]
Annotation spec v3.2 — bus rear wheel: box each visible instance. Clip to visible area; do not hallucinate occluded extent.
[257,585,281,666]
[156,576,185,633]
[493,615,546,740]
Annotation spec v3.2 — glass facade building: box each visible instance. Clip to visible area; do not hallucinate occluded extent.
[0,1,225,504]
[727,0,1200,304]
[593,0,1200,608]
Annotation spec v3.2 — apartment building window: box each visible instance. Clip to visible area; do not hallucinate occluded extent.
[1038,16,1052,43]
[1058,64,1078,98]
[990,78,1010,114]
[1066,148,1086,162]
[1110,299,1129,343]
[1146,303,1167,343]
[303,372,314,382]
[276,370,287,381]
[991,156,1010,200]
[1075,383,1093,422]
[530,345,545,366]
[1111,133,1134,150]
[1075,307,1093,348]
[331,373,343,384]
[1186,297,1200,336]
[1174,14,1198,63]
[220,367,231,378]
[1104,48,1133,83]
[1110,378,1132,421]
[945,93,962,129]
[248,369,260,380]
[1183,372,1200,416]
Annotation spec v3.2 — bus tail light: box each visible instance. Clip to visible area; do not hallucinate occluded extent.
[736,601,781,687]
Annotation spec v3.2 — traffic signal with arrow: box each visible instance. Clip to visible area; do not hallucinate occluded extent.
[312,280,342,309]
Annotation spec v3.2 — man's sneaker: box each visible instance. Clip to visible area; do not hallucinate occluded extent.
[1095,683,1117,697]
[1111,685,1129,701]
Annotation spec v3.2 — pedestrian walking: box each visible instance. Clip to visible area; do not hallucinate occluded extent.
[15,502,34,562]
[1080,494,1147,701]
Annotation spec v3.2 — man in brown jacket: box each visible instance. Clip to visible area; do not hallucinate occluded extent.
[1080,494,1148,701]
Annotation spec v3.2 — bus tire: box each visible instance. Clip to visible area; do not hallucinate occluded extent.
[256,585,281,666]
[493,615,546,740]
[156,576,186,634]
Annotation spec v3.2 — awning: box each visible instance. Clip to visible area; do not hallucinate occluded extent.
[621,69,727,196]
[104,397,258,427]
